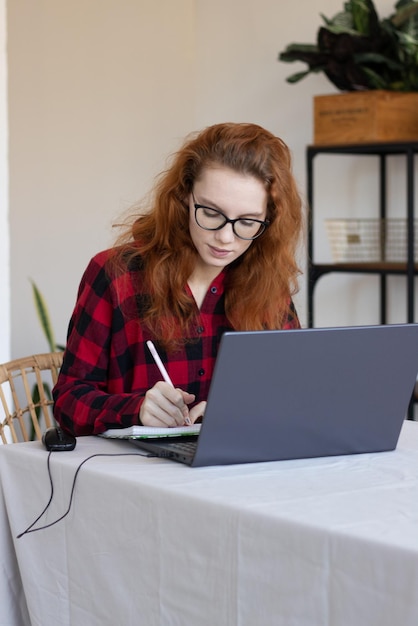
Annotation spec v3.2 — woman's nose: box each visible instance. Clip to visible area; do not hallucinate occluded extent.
[215,222,235,243]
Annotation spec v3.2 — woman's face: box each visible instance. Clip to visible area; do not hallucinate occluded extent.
[189,165,268,278]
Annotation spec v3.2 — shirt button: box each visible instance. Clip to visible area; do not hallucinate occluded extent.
[198,369,205,376]
[197,326,204,334]
[210,286,217,294]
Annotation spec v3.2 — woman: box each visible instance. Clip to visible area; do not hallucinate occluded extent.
[53,122,303,436]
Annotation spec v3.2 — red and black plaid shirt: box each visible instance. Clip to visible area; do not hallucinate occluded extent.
[53,249,300,436]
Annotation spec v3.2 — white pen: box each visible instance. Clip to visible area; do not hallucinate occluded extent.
[146,340,192,425]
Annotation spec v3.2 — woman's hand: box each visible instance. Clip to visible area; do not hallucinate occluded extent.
[139,381,196,428]
[189,401,207,424]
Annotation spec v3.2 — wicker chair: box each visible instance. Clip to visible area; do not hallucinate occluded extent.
[0,352,64,444]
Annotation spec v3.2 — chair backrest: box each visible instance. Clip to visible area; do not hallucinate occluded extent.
[0,352,64,444]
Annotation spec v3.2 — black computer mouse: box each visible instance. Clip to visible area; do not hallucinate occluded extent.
[42,427,77,451]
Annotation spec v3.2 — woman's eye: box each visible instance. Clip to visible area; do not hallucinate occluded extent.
[203,207,221,219]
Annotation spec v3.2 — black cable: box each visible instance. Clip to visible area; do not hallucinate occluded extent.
[17,451,155,538]
[16,451,55,538]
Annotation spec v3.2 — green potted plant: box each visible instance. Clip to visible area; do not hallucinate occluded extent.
[278,0,418,144]
[278,0,418,92]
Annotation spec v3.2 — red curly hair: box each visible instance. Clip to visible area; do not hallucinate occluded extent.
[112,122,303,349]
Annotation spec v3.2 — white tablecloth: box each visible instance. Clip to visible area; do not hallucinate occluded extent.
[1,421,418,626]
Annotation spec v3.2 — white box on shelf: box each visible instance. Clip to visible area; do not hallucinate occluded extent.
[325,218,418,263]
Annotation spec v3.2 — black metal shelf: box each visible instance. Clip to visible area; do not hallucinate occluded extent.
[307,141,418,328]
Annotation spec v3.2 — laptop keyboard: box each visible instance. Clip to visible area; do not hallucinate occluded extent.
[165,440,197,454]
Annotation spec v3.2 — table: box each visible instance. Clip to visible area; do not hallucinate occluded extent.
[2,422,418,626]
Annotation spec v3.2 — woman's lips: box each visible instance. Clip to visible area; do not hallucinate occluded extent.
[209,245,231,258]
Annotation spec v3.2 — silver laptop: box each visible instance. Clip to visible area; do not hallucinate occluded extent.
[132,324,418,467]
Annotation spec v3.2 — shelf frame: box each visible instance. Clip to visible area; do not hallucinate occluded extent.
[307,141,418,328]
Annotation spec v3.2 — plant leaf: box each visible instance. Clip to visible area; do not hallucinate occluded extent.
[285,70,315,84]
[30,279,57,352]
[354,51,404,69]
[360,66,391,88]
[391,2,418,29]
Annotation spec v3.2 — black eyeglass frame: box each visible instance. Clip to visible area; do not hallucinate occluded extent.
[192,195,270,241]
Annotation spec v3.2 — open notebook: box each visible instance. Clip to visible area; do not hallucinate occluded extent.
[107,324,418,467]
[101,424,201,439]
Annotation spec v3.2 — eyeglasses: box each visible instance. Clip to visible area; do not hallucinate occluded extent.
[192,195,270,241]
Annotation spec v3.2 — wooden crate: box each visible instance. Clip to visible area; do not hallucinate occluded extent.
[314,91,418,145]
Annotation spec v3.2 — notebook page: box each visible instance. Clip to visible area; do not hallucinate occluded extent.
[99,424,201,439]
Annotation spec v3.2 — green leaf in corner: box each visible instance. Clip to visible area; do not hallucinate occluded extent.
[30,279,57,352]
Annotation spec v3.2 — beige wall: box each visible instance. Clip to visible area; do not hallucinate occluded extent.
[5,0,416,359]
[1,0,9,362]
[7,0,195,356]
